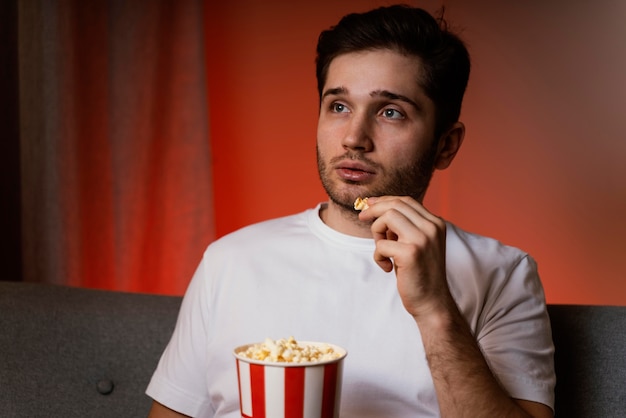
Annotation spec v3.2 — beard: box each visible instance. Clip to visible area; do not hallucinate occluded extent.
[317,143,439,213]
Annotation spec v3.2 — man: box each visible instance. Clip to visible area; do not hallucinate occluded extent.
[147,5,555,417]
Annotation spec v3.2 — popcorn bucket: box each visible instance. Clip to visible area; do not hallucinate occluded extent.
[234,341,347,418]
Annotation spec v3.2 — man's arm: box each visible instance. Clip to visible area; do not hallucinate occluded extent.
[417,299,553,418]
[147,401,190,418]
[360,196,553,418]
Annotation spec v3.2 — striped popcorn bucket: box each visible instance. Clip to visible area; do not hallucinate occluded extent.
[234,342,347,418]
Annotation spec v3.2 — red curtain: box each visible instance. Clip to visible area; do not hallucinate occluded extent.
[18,0,214,295]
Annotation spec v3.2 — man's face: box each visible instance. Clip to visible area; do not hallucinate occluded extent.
[316,49,440,212]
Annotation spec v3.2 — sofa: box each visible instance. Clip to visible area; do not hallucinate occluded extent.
[1,281,624,417]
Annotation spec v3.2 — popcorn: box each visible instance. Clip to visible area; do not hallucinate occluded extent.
[353,197,369,211]
[237,337,341,364]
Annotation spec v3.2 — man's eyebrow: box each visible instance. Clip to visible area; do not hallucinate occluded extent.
[321,86,346,101]
[372,90,420,110]
[321,87,422,111]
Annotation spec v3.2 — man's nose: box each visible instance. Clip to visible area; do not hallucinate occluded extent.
[342,113,373,152]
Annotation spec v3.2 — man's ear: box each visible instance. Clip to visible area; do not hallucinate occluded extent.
[434,121,465,170]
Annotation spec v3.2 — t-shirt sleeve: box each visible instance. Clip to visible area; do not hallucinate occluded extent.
[146,253,213,417]
[477,254,556,411]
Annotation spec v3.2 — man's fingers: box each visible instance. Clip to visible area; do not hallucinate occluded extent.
[374,254,394,272]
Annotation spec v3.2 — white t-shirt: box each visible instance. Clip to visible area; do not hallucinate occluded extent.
[146,204,555,417]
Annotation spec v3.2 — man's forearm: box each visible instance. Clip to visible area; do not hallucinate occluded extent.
[416,302,533,418]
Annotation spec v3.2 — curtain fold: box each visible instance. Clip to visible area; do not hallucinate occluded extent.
[18,0,214,295]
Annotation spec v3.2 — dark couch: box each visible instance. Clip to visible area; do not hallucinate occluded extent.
[1,281,625,417]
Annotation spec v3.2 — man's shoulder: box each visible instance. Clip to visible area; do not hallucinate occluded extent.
[445,222,543,313]
[446,221,530,263]
[210,207,314,247]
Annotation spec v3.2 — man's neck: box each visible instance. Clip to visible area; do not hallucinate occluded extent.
[318,201,373,238]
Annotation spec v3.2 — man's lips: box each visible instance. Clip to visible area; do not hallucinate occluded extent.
[335,161,376,182]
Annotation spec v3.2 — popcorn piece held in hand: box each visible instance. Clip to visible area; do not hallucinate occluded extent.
[354,197,369,211]
[237,336,341,363]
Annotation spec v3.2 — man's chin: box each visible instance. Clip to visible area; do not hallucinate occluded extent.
[320,177,373,211]
[328,193,363,213]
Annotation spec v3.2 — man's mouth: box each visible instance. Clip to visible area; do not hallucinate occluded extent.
[335,161,375,182]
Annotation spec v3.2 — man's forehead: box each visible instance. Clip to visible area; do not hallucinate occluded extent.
[324,50,425,94]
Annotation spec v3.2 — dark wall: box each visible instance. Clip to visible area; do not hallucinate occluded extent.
[0,0,22,282]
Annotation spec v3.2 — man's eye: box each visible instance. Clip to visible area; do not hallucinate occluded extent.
[382,108,404,119]
[331,103,348,113]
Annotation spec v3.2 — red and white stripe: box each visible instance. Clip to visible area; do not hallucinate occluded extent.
[236,359,343,418]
